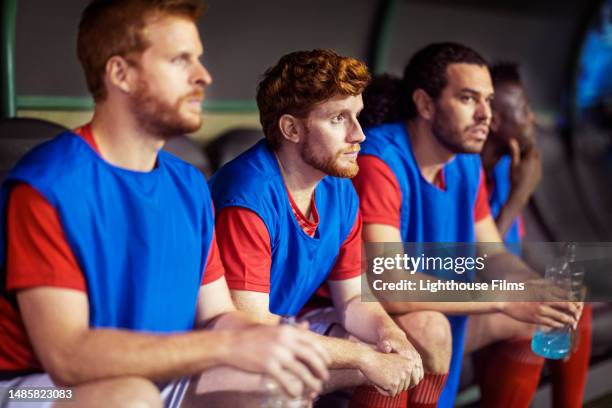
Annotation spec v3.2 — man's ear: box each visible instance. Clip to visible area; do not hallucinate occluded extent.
[413,89,435,120]
[278,114,303,144]
[105,55,136,94]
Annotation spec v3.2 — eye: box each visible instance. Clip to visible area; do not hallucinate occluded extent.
[172,55,189,67]
[460,95,475,103]
[331,114,345,124]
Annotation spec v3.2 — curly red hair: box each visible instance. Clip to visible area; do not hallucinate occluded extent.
[256,49,371,149]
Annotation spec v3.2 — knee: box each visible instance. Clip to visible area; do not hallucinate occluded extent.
[106,377,163,408]
[396,311,452,374]
[511,321,537,341]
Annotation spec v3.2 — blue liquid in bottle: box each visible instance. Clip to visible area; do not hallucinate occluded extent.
[532,243,580,360]
[531,329,571,359]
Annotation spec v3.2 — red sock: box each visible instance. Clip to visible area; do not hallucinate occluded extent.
[407,373,448,408]
[348,386,407,408]
[473,338,545,408]
[550,304,593,408]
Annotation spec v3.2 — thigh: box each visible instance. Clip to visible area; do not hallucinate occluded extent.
[1,374,161,408]
[183,369,266,408]
[297,307,342,337]
[392,310,451,350]
[1,373,56,408]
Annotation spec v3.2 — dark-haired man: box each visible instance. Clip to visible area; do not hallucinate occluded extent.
[210,49,423,408]
[353,43,582,407]
[0,1,331,406]
[482,62,592,408]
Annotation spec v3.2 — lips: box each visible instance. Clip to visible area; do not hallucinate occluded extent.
[468,126,488,140]
[183,93,204,112]
[183,89,204,104]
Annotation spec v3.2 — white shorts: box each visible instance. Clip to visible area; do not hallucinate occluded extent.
[298,306,343,336]
[0,373,189,408]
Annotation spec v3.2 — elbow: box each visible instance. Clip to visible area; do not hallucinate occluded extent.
[41,349,86,387]
[381,301,414,315]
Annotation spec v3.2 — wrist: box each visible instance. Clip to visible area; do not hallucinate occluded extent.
[357,344,377,372]
[495,301,507,313]
[377,326,405,343]
[507,189,530,207]
[206,330,235,367]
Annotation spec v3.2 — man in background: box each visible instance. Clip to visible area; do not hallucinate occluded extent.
[481,62,592,408]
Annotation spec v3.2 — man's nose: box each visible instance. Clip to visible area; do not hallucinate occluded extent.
[475,99,492,123]
[194,61,213,88]
[349,119,366,143]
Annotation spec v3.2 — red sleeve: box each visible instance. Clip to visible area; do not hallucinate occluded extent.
[6,184,86,292]
[328,210,363,280]
[352,155,402,228]
[474,169,492,222]
[215,207,272,293]
[201,231,225,285]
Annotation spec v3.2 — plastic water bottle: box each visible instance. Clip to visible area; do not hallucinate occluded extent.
[260,316,311,408]
[531,243,584,359]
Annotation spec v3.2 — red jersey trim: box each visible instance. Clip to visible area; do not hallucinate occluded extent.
[355,155,491,227]
[217,206,362,294]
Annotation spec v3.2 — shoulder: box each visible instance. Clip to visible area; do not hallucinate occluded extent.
[364,122,405,140]
[455,153,483,176]
[210,140,281,201]
[158,150,208,191]
[209,141,286,232]
[14,132,91,173]
[362,122,408,158]
[6,132,97,197]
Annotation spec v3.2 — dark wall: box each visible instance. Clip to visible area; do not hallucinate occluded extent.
[15,0,375,101]
[14,0,592,114]
[15,0,87,97]
[386,2,592,115]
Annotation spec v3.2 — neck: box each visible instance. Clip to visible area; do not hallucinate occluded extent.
[90,101,165,172]
[481,136,506,174]
[406,119,455,184]
[274,144,324,214]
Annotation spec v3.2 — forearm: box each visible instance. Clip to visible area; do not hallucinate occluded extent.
[495,194,525,237]
[44,328,232,386]
[383,300,503,315]
[341,297,402,344]
[483,251,538,282]
[316,333,373,371]
[205,309,264,330]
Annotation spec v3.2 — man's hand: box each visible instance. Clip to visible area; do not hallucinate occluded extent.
[222,325,331,399]
[359,347,419,397]
[499,301,581,329]
[376,327,424,387]
[509,139,542,204]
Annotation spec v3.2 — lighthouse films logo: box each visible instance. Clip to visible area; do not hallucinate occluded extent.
[361,242,612,303]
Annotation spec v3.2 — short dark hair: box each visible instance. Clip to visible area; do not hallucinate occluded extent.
[402,42,488,118]
[359,74,404,129]
[489,62,522,87]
